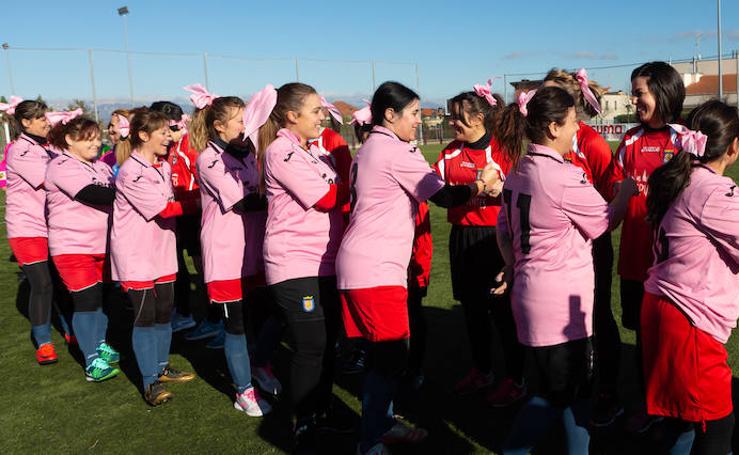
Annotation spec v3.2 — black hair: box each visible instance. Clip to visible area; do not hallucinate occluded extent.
[647,99,739,225]
[631,61,685,124]
[448,91,504,134]
[149,101,184,121]
[370,81,419,127]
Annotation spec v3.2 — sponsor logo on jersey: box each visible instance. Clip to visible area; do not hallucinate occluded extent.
[641,146,661,153]
[284,151,294,162]
[663,150,674,163]
[461,161,476,169]
[726,185,736,197]
[302,296,315,312]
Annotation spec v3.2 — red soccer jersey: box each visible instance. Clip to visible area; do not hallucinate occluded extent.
[433,135,512,226]
[409,201,432,289]
[309,128,352,221]
[564,122,614,199]
[606,125,682,281]
[166,134,200,201]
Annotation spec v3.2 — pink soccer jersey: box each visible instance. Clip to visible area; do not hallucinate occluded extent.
[110,151,177,282]
[645,165,739,344]
[498,144,613,347]
[45,152,114,256]
[5,134,57,239]
[197,141,259,283]
[336,126,445,290]
[263,128,343,285]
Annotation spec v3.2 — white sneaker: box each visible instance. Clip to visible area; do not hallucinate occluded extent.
[253,364,282,396]
[233,386,272,416]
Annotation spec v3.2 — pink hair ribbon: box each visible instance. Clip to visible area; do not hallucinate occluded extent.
[0,96,23,115]
[114,113,130,138]
[575,68,602,114]
[320,96,344,124]
[473,78,498,107]
[517,90,537,117]
[670,124,708,158]
[45,108,83,126]
[350,99,372,126]
[242,84,277,152]
[183,83,218,109]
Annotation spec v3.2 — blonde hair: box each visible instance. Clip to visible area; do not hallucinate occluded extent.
[543,68,608,119]
[189,97,245,152]
[110,109,132,166]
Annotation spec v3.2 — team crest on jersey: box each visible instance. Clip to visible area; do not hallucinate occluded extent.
[302,296,315,312]
[663,150,674,163]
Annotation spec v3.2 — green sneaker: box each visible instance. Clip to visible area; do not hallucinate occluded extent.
[85,358,120,382]
[96,342,120,364]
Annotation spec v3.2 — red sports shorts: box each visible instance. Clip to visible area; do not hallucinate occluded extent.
[8,237,48,266]
[340,286,409,342]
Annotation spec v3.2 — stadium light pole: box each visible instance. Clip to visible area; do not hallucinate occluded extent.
[2,42,16,94]
[717,0,723,99]
[118,6,134,106]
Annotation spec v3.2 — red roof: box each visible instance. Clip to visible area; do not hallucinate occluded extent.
[332,101,357,117]
[686,74,738,95]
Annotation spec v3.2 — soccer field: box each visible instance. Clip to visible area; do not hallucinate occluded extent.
[1,143,738,454]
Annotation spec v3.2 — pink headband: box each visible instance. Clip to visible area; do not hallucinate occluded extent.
[169,114,190,133]
[113,113,130,138]
[473,78,498,107]
[184,83,218,109]
[575,68,602,114]
[0,96,23,115]
[45,108,83,126]
[242,84,277,152]
[670,124,708,157]
[320,96,344,125]
[350,100,372,126]
[517,90,537,117]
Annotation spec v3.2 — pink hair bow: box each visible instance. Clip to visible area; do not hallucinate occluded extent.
[473,78,498,107]
[242,84,278,152]
[183,83,218,109]
[0,96,23,115]
[670,124,708,157]
[517,90,537,117]
[350,99,372,126]
[114,113,130,138]
[45,108,83,126]
[320,96,343,125]
[575,68,601,114]
[169,114,190,133]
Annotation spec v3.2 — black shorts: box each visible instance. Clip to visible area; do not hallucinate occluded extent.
[525,337,594,407]
[176,213,202,257]
[449,225,502,301]
[620,279,644,331]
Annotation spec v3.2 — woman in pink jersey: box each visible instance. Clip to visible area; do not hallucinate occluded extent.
[2,98,61,364]
[190,87,272,416]
[434,83,525,406]
[336,81,501,454]
[541,68,623,425]
[492,86,637,454]
[603,61,686,432]
[110,110,196,406]
[642,100,739,454]
[258,82,349,452]
[45,114,120,382]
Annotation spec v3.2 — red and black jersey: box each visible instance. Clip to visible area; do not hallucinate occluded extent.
[605,124,683,281]
[433,134,512,226]
[564,122,613,199]
[309,127,353,221]
[166,134,200,202]
[409,201,432,289]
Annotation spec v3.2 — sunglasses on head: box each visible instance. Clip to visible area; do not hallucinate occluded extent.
[169,125,180,132]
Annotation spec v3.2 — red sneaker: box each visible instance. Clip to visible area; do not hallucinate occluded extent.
[486,377,527,407]
[453,368,494,395]
[64,333,77,346]
[36,343,58,365]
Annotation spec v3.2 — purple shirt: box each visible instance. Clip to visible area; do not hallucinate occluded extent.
[110,152,177,282]
[645,165,739,343]
[197,141,258,283]
[5,134,57,239]
[336,126,445,289]
[263,129,343,285]
[45,152,114,256]
[499,144,612,347]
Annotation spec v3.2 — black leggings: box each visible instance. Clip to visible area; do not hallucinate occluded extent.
[269,276,340,422]
[129,283,175,327]
[591,233,620,394]
[407,285,426,373]
[23,262,54,327]
[621,279,645,392]
[220,300,245,335]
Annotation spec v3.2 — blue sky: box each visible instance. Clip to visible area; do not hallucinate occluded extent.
[1,0,738,106]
